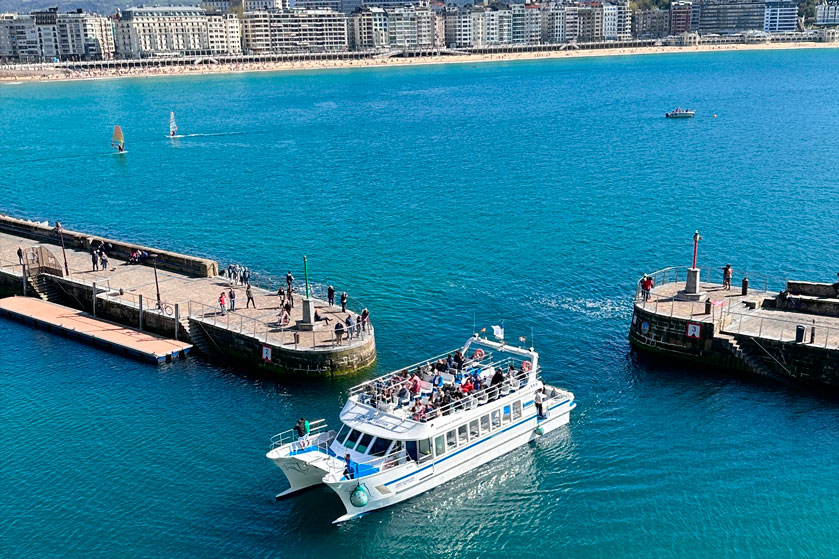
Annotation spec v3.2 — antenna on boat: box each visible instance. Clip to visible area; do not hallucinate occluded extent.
[530,327,534,351]
[472,311,476,337]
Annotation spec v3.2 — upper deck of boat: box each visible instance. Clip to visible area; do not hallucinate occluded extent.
[340,339,545,438]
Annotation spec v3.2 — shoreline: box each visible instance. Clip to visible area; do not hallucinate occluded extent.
[2,42,837,84]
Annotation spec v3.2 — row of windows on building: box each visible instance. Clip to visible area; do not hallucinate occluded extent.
[1,1,825,62]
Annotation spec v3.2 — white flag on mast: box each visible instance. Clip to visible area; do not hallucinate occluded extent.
[491,321,504,341]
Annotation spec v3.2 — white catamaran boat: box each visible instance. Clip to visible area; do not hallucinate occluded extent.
[266,336,576,523]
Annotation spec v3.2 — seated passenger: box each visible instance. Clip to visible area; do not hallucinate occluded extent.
[491,368,505,387]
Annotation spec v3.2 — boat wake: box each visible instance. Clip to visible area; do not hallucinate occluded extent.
[167,132,244,139]
[531,295,631,321]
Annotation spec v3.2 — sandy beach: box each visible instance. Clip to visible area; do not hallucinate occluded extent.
[1,41,837,84]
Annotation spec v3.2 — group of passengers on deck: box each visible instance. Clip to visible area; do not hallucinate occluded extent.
[360,350,530,422]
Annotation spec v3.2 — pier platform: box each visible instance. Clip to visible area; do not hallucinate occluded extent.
[0,215,376,374]
[629,266,839,387]
[0,296,191,363]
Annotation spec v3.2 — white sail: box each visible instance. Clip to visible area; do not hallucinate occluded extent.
[169,112,178,136]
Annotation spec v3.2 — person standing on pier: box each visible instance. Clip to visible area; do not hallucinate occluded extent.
[219,291,227,315]
[286,271,294,289]
[100,251,108,271]
[640,275,653,301]
[91,250,99,271]
[328,285,335,306]
[287,285,294,308]
[246,284,256,309]
[345,315,354,339]
[361,308,369,332]
[340,291,348,313]
[722,265,733,290]
[17,247,23,265]
[228,287,236,312]
[335,320,345,346]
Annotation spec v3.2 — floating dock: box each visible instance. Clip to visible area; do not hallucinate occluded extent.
[0,296,191,363]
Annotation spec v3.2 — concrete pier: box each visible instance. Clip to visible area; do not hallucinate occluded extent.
[629,265,839,387]
[0,215,376,374]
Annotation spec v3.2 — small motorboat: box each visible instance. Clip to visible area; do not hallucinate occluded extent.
[666,108,695,118]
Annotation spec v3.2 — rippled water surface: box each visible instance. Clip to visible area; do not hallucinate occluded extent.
[1,49,839,558]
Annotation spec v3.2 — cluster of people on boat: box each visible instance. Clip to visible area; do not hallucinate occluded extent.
[359,351,531,422]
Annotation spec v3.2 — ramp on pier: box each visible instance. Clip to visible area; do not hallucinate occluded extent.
[0,296,191,363]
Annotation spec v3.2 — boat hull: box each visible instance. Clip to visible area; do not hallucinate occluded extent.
[324,396,575,523]
[267,432,342,498]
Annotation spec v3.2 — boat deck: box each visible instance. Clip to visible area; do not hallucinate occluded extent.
[0,296,191,363]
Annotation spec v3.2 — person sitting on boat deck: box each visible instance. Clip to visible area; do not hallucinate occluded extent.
[446,354,455,370]
[454,350,465,370]
[343,454,356,480]
[534,389,545,419]
[397,385,411,406]
[432,371,443,388]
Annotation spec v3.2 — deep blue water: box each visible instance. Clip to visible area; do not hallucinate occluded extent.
[1,49,839,558]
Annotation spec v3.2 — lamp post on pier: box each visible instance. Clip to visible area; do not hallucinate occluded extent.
[677,229,707,302]
[297,255,317,332]
[150,253,162,310]
[54,221,69,276]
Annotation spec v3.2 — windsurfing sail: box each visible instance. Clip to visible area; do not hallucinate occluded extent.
[169,112,178,136]
[111,125,124,150]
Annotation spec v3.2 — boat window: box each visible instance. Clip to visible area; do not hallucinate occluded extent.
[344,429,361,449]
[480,414,490,434]
[356,433,374,454]
[434,435,446,457]
[502,405,511,425]
[369,437,393,457]
[406,440,418,462]
[446,430,457,449]
[512,400,522,420]
[491,409,501,430]
[335,424,349,444]
[458,424,469,444]
[419,438,432,463]
[469,419,480,439]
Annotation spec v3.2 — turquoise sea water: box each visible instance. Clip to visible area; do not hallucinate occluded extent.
[1,49,839,558]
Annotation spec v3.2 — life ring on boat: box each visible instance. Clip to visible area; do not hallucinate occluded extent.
[521,361,532,372]
[473,348,485,360]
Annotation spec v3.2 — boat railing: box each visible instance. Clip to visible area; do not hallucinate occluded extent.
[348,448,412,480]
[347,347,514,399]
[269,419,329,451]
[357,358,537,422]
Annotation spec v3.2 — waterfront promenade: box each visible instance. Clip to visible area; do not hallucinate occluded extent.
[2,41,837,83]
[0,222,375,373]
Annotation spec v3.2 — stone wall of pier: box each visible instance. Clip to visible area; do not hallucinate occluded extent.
[630,303,839,386]
[0,214,218,278]
[197,319,377,375]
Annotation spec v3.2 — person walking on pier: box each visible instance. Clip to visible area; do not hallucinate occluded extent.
[722,265,733,290]
[246,284,256,309]
[340,291,348,313]
[328,285,335,306]
[17,247,23,265]
[228,288,236,311]
[219,291,227,315]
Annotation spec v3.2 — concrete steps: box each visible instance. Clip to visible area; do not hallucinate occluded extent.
[26,275,61,303]
[187,320,215,357]
[718,333,778,379]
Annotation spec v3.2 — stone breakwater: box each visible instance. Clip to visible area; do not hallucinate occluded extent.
[0,214,376,375]
[629,266,839,388]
